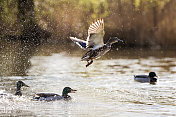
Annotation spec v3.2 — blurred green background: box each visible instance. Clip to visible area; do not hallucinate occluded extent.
[0,0,176,76]
[1,0,176,49]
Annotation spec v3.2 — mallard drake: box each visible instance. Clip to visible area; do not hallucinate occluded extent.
[134,72,158,83]
[33,87,77,101]
[0,81,29,97]
[15,80,29,96]
[70,18,123,67]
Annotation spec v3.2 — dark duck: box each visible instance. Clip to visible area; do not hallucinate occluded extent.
[0,81,29,97]
[70,18,123,67]
[33,87,77,101]
[134,72,158,83]
[15,81,29,96]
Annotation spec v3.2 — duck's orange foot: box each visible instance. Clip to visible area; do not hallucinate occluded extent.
[86,59,93,67]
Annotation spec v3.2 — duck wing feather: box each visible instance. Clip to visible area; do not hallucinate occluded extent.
[87,18,105,49]
[70,37,87,50]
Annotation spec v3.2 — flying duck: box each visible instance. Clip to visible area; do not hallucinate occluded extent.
[70,18,123,67]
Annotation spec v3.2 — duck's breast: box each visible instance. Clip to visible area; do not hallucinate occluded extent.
[93,45,110,59]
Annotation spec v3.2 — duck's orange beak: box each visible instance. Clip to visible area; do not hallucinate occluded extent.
[71,89,77,93]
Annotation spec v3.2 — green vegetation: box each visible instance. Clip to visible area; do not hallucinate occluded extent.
[0,0,176,49]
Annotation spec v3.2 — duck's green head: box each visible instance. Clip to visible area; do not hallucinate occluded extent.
[149,72,157,78]
[17,81,29,90]
[62,87,77,96]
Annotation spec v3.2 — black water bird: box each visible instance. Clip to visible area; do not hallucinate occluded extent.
[70,18,123,67]
[33,87,77,101]
[134,72,158,83]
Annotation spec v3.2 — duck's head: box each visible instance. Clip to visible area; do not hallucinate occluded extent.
[15,81,29,96]
[149,72,157,78]
[17,81,29,89]
[149,72,157,82]
[107,37,123,45]
[62,87,77,96]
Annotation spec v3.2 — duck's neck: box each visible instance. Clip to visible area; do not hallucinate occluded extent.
[62,92,69,98]
[149,77,157,82]
[106,38,117,47]
[106,40,113,47]
[105,43,111,48]
[15,86,22,96]
[149,76,154,78]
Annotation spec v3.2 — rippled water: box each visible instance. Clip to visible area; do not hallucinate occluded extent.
[0,50,176,116]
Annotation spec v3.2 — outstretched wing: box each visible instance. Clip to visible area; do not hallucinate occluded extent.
[70,37,87,50]
[87,18,105,49]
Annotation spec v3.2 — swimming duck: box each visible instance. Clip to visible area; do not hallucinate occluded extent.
[134,72,157,83]
[0,81,29,97]
[15,80,29,96]
[70,18,123,67]
[33,87,77,101]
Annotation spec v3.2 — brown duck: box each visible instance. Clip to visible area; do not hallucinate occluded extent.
[70,18,123,67]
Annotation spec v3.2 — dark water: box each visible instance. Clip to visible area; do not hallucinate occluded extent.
[0,49,176,116]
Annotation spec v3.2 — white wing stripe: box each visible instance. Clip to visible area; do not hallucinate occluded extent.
[88,19,104,34]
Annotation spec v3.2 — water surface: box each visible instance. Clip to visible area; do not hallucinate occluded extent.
[0,50,176,116]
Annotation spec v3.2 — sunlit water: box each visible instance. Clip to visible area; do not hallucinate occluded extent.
[0,51,176,116]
